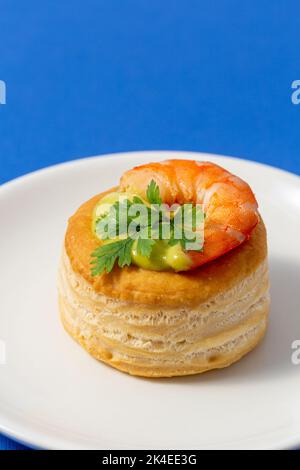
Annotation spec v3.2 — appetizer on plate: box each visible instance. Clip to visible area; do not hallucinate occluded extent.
[58,159,270,377]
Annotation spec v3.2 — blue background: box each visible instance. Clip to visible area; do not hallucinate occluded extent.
[0,0,299,450]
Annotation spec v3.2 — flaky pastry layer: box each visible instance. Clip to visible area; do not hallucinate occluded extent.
[60,189,270,377]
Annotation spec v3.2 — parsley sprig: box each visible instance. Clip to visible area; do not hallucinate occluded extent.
[91,180,204,275]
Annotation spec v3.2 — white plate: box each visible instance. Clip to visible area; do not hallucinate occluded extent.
[0,151,300,450]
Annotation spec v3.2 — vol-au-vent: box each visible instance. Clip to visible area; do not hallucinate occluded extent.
[58,159,270,377]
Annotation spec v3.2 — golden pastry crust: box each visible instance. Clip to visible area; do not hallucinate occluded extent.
[58,248,269,377]
[65,190,268,308]
[59,188,270,378]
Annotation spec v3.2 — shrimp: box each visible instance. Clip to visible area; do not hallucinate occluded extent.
[119,159,259,270]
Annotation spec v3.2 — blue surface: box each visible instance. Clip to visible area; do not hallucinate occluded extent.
[0,0,299,450]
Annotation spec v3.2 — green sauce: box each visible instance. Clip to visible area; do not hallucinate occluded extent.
[93,192,191,272]
[131,239,191,271]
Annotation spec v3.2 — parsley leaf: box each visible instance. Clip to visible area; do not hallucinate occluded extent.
[136,238,155,257]
[90,238,134,275]
[146,180,162,205]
